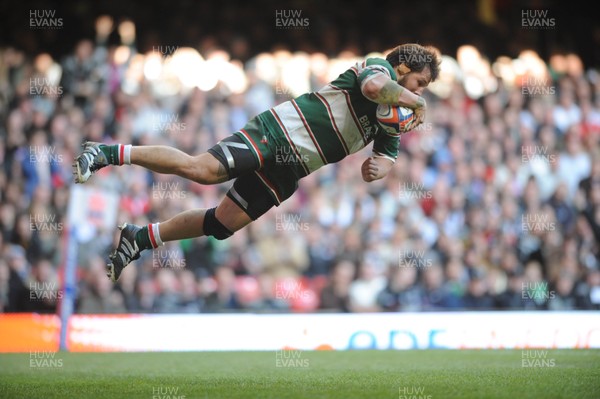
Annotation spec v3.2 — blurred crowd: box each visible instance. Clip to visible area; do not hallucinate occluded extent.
[1,17,600,315]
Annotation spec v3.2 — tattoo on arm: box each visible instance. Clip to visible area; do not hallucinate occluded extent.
[216,162,229,182]
[377,80,405,104]
[376,80,426,109]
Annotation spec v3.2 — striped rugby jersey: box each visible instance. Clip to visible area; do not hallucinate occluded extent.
[256,57,400,178]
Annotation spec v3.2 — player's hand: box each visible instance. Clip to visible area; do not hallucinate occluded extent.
[413,99,427,126]
[361,157,393,182]
[361,157,380,182]
[401,116,420,133]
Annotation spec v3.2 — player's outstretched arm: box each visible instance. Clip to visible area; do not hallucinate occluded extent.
[361,74,427,124]
[361,74,426,108]
[360,156,394,182]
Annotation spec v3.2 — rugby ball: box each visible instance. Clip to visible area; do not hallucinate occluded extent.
[376,104,417,134]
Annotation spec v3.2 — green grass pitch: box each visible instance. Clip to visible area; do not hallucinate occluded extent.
[1,350,599,398]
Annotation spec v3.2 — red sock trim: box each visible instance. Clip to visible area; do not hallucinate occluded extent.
[148,223,158,248]
[119,144,125,166]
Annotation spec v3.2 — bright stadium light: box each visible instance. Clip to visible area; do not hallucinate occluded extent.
[464,75,485,99]
[565,53,584,77]
[428,55,461,99]
[143,52,162,81]
[457,45,494,99]
[219,60,248,94]
[164,47,207,89]
[549,54,567,75]
[281,52,310,97]
[273,49,292,65]
[196,59,219,91]
[492,56,517,87]
[457,45,481,72]
[365,51,385,59]
[518,50,548,79]
[254,53,278,85]
[34,53,62,86]
[308,52,330,89]
[327,54,360,82]
[113,45,131,66]
[202,51,248,94]
[121,53,145,95]
[512,57,527,77]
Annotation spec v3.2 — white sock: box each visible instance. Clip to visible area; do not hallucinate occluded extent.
[123,145,132,165]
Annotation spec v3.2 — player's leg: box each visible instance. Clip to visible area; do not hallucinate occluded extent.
[73,115,270,184]
[155,195,251,242]
[106,158,278,282]
[127,132,262,184]
[106,195,253,282]
[130,147,228,184]
[74,142,229,185]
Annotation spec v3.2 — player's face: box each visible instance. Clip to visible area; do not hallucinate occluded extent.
[397,65,432,96]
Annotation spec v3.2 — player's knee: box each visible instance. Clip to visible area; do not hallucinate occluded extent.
[203,207,233,240]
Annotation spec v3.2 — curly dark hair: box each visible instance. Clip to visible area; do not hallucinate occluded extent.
[386,43,441,82]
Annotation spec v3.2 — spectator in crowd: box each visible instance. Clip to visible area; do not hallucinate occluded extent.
[5,245,30,312]
[204,266,242,312]
[320,259,355,312]
[377,265,422,312]
[575,269,600,310]
[348,259,386,313]
[462,269,495,310]
[495,271,526,310]
[548,271,578,310]
[246,272,290,312]
[77,257,127,313]
[420,263,463,310]
[152,269,183,313]
[178,269,204,313]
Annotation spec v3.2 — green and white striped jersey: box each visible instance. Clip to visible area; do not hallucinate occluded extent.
[257,57,400,178]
